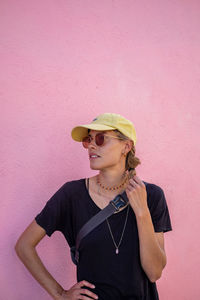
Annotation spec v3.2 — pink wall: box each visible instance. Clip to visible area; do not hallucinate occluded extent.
[1,0,200,299]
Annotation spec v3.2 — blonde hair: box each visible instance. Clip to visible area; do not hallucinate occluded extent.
[115,130,141,178]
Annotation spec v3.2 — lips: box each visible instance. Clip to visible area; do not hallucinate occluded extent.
[89,153,100,159]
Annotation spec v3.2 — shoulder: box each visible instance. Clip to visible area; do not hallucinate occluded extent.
[46,178,86,206]
[144,181,164,196]
[143,181,166,209]
[57,178,86,194]
[143,181,172,232]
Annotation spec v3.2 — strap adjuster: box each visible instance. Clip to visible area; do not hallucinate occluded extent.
[110,195,126,211]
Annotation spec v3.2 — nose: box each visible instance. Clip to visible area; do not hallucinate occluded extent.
[88,137,97,149]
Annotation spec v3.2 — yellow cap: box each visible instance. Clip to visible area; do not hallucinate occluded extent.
[71,113,137,145]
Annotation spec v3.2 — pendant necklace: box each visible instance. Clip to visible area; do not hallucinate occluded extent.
[106,204,130,254]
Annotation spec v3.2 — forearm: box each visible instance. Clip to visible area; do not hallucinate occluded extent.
[15,243,64,299]
[136,210,166,282]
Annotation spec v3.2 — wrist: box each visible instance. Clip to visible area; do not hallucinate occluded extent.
[135,207,150,219]
[53,287,65,300]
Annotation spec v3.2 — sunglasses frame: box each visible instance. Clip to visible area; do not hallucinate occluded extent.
[82,132,124,148]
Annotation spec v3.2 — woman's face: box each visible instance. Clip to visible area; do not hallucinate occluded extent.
[85,130,127,171]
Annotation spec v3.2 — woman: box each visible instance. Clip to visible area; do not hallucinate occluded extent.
[15,113,172,300]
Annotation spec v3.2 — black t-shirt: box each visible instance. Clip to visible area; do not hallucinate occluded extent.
[35,178,172,300]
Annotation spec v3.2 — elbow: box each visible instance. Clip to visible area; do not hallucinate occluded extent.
[15,237,33,259]
[145,261,167,283]
[15,238,25,258]
[148,271,162,283]
[147,262,166,283]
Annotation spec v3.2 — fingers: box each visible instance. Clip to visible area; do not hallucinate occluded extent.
[76,281,98,299]
[128,175,145,188]
[126,178,137,192]
[80,288,98,299]
[65,280,98,300]
[126,176,146,195]
[79,296,97,300]
[77,280,95,289]
[134,175,145,186]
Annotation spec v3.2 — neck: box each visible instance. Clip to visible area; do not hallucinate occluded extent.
[98,168,127,187]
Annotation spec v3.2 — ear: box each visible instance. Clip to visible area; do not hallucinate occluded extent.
[124,140,133,154]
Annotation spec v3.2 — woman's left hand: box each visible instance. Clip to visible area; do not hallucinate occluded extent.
[126,175,149,217]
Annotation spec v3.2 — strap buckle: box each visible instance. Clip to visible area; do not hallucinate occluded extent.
[110,195,126,211]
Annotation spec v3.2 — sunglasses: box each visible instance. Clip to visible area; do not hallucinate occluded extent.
[82,132,124,148]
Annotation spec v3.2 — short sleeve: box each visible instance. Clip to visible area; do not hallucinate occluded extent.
[147,184,172,233]
[35,182,74,246]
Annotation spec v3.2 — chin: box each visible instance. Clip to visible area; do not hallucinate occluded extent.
[90,165,101,170]
[89,162,102,170]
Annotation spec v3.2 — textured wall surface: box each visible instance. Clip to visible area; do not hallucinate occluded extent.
[1,0,200,299]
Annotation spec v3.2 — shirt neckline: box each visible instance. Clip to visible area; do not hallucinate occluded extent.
[82,178,129,214]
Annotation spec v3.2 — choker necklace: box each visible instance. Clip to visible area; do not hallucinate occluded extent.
[97,174,128,191]
[106,205,130,254]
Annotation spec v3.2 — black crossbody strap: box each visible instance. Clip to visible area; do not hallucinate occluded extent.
[70,188,129,265]
[70,180,147,265]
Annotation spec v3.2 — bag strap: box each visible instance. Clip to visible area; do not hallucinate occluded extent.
[70,179,147,265]
[72,181,129,264]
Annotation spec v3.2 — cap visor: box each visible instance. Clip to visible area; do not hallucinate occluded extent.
[71,124,115,141]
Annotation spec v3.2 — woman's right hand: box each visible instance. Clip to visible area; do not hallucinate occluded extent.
[58,280,98,299]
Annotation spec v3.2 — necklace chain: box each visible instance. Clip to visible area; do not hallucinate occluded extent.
[97,174,128,191]
[106,205,130,254]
